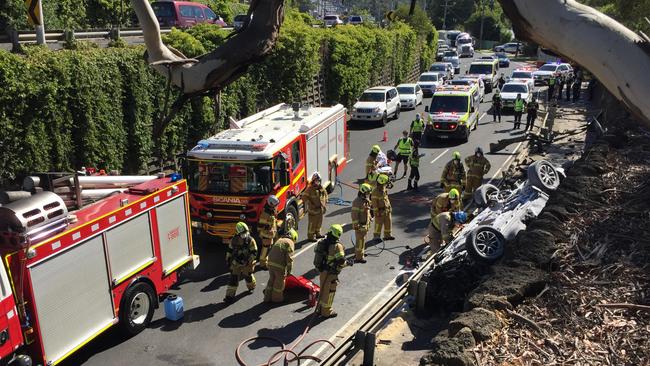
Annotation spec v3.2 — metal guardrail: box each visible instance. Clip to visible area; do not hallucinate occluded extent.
[319,253,436,365]
[0,27,234,44]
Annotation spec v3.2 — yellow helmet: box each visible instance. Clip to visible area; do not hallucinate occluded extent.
[449,188,460,200]
[453,151,461,160]
[235,222,249,235]
[371,145,381,154]
[329,224,343,239]
[377,174,389,185]
[360,183,372,194]
[286,229,298,242]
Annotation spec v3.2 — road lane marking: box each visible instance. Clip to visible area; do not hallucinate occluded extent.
[294,241,318,258]
[479,112,487,120]
[308,277,398,364]
[430,148,449,164]
[347,158,354,163]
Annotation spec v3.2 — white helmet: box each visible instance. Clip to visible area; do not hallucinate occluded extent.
[311,171,321,182]
[267,195,280,207]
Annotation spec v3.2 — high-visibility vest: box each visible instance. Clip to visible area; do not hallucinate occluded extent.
[397,138,413,156]
[514,99,524,112]
[409,154,420,168]
[411,119,425,133]
[549,77,556,86]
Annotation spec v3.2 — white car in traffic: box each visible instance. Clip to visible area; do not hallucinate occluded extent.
[458,76,485,102]
[351,86,401,126]
[443,51,461,74]
[417,72,444,97]
[500,82,532,109]
[532,63,573,85]
[510,69,535,90]
[397,84,424,109]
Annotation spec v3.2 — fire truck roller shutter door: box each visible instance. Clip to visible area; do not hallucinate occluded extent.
[306,136,318,182]
[336,116,345,162]
[155,196,192,274]
[328,122,336,165]
[29,235,115,364]
[317,132,328,179]
[105,213,155,284]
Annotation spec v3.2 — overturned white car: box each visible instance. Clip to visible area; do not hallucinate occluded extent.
[432,160,563,266]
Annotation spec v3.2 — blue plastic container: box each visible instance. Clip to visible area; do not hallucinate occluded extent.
[163,294,184,321]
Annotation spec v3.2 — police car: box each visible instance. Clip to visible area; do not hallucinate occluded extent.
[424,85,480,142]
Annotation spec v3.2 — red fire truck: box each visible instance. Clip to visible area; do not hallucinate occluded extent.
[186,103,348,241]
[0,174,197,365]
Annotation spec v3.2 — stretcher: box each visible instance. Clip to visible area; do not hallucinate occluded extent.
[285,275,320,307]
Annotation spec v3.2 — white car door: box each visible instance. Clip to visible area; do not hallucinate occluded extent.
[391,89,399,112]
[416,85,423,105]
[385,91,393,115]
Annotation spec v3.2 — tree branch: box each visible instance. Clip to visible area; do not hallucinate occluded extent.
[498,0,650,128]
[130,0,285,95]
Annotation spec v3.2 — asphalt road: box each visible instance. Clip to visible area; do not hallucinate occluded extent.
[62,53,532,366]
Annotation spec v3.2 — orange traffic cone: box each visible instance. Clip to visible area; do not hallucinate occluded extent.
[382,130,388,142]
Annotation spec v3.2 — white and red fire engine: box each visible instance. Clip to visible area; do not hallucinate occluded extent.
[186,103,348,241]
[0,173,197,365]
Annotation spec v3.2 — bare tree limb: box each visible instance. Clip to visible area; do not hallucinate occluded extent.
[498,0,650,128]
[130,0,284,95]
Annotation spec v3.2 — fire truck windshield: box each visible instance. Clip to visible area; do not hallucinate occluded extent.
[187,160,272,195]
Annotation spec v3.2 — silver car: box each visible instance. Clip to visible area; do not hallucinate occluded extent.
[443,51,461,74]
[431,160,563,266]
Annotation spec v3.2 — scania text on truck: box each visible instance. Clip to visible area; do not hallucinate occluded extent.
[186,103,348,242]
[0,173,197,366]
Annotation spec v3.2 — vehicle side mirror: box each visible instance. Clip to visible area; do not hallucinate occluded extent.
[424,106,429,112]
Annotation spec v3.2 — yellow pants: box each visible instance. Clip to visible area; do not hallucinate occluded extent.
[373,211,392,237]
[263,267,286,303]
[226,262,256,298]
[308,213,323,239]
[427,223,443,253]
[258,238,273,267]
[464,175,483,199]
[317,271,339,316]
[355,228,368,260]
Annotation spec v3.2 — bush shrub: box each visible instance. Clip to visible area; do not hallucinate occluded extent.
[0,11,434,186]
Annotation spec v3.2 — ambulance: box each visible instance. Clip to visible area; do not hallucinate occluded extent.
[0,173,196,365]
[186,103,348,242]
[424,85,480,142]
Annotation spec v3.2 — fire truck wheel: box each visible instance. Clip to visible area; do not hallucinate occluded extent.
[120,282,156,336]
[283,204,299,234]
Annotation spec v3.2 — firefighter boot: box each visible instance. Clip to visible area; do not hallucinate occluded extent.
[407,179,413,191]
[414,180,419,191]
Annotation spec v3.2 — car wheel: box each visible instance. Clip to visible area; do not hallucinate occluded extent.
[380,112,387,126]
[120,282,156,336]
[473,183,499,207]
[394,106,400,119]
[465,226,505,264]
[527,160,560,191]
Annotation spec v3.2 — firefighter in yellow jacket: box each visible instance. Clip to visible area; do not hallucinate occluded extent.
[366,145,381,180]
[371,174,395,241]
[427,211,467,253]
[351,183,372,263]
[440,151,466,193]
[314,224,346,318]
[463,147,491,201]
[303,172,328,241]
[263,229,297,303]
[258,195,279,269]
[431,188,461,217]
[225,222,257,303]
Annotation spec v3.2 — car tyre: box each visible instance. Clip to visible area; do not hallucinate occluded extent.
[465,226,505,264]
[473,183,499,207]
[394,106,400,120]
[380,112,387,126]
[527,160,560,191]
[120,282,156,336]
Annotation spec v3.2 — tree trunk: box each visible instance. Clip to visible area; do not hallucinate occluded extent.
[498,0,650,128]
[130,0,285,96]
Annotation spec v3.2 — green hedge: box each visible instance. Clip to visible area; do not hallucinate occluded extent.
[0,11,435,186]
